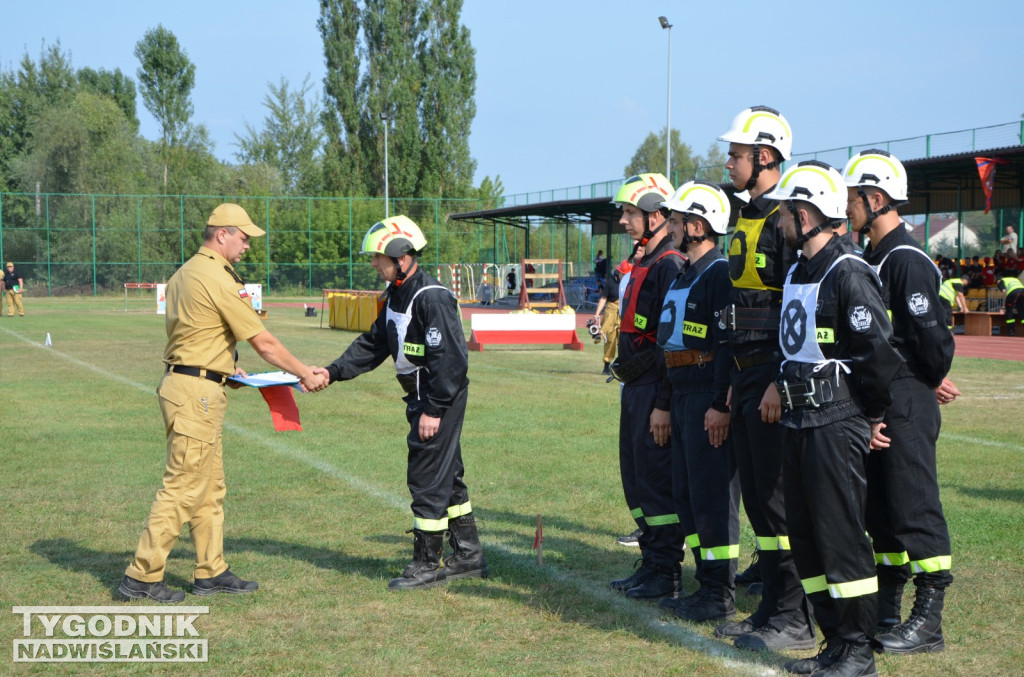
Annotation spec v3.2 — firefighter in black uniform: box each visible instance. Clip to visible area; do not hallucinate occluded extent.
[655,181,740,622]
[320,216,487,591]
[845,150,958,657]
[996,276,1024,335]
[713,106,816,651]
[769,161,904,677]
[607,173,688,599]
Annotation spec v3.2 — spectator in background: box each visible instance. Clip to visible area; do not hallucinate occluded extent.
[593,259,631,376]
[3,262,25,317]
[1000,226,1018,254]
[594,249,608,280]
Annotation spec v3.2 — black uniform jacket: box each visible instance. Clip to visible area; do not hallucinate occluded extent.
[326,267,468,418]
[727,189,798,350]
[780,236,904,428]
[618,235,686,410]
[862,223,954,389]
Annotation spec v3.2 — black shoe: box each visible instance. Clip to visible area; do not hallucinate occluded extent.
[626,562,681,599]
[746,582,764,595]
[784,637,843,674]
[673,586,735,622]
[616,528,642,547]
[714,616,761,638]
[444,514,490,581]
[119,575,185,603]
[734,616,817,651]
[611,556,655,592]
[389,530,448,590]
[602,363,612,376]
[193,569,259,596]
[810,640,877,677]
[735,553,761,586]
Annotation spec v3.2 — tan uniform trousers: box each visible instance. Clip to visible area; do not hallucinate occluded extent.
[126,371,228,582]
[601,300,620,365]
[5,289,24,316]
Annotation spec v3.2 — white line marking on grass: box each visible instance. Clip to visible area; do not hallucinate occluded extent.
[942,433,1024,453]
[9,326,777,674]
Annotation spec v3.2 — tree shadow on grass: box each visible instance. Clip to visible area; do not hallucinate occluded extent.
[29,536,392,601]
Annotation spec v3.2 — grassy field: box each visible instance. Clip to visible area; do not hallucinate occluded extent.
[1,296,1022,675]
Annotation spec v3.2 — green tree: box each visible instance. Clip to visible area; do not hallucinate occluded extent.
[417,0,477,198]
[134,25,197,188]
[695,142,728,184]
[77,66,139,132]
[0,42,78,190]
[319,0,364,195]
[319,0,478,201]
[476,174,504,210]
[234,75,324,194]
[623,127,697,186]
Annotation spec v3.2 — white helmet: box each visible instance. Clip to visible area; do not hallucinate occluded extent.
[661,180,731,235]
[766,160,846,221]
[841,149,908,201]
[718,106,793,161]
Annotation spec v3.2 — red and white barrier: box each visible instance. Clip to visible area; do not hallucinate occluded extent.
[466,312,583,351]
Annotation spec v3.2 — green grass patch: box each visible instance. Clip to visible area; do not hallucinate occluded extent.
[1,298,1021,675]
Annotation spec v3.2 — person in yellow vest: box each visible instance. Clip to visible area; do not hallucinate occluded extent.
[121,203,328,603]
[938,276,968,330]
[997,276,1024,335]
[714,107,816,651]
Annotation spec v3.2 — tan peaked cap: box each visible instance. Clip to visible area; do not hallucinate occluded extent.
[206,203,266,237]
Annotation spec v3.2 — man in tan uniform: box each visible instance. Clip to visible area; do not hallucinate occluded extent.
[121,203,327,603]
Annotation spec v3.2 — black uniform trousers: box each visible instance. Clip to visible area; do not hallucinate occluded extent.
[730,359,806,624]
[1006,290,1024,326]
[405,386,470,522]
[866,376,953,587]
[620,380,684,568]
[783,416,877,643]
[668,371,740,589]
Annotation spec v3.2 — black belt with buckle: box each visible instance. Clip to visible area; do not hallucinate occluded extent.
[166,364,227,385]
[776,376,851,410]
[733,350,780,371]
[722,305,782,331]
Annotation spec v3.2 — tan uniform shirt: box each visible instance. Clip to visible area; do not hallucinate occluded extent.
[162,245,265,376]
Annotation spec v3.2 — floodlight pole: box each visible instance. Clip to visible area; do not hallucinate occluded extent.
[659,16,673,182]
[380,111,392,217]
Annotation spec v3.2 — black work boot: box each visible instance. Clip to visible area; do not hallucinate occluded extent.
[119,576,185,603]
[192,569,259,595]
[783,636,843,674]
[673,584,735,622]
[811,640,878,677]
[733,613,817,651]
[627,561,681,599]
[610,554,655,592]
[444,513,489,580]
[388,530,448,590]
[876,584,946,654]
[875,565,907,633]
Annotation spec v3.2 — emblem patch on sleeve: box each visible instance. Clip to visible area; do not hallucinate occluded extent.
[849,306,872,332]
[907,292,930,316]
[238,288,249,299]
[425,327,443,347]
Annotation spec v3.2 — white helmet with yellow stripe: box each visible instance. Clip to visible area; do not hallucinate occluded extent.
[361,215,428,258]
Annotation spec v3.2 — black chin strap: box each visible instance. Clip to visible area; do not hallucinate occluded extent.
[680,214,709,248]
[392,256,408,287]
[787,202,834,250]
[744,144,781,192]
[631,211,667,258]
[856,187,897,235]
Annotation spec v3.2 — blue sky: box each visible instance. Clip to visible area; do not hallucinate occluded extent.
[2,0,1022,196]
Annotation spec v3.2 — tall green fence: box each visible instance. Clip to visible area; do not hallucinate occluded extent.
[0,194,600,296]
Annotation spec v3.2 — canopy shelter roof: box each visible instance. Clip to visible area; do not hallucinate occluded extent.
[452,145,1024,229]
[904,145,1024,215]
